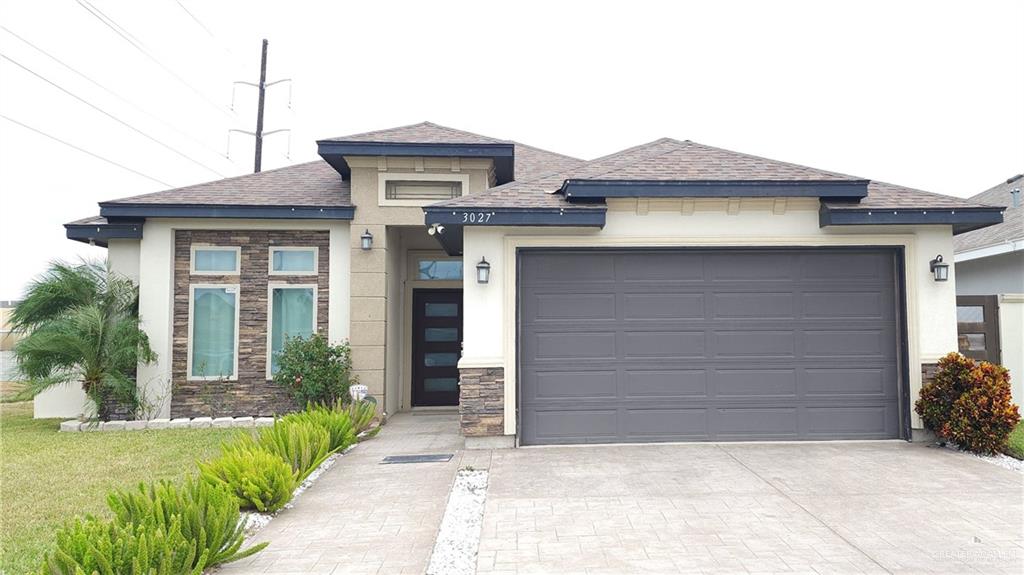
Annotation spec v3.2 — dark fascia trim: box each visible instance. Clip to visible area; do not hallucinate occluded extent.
[423,206,606,227]
[561,179,870,200]
[819,204,1005,235]
[65,220,143,247]
[431,225,464,256]
[316,140,516,185]
[99,203,355,220]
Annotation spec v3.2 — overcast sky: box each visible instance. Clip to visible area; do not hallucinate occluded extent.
[1,0,1021,300]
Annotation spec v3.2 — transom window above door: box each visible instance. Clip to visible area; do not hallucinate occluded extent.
[269,247,318,275]
[417,259,463,281]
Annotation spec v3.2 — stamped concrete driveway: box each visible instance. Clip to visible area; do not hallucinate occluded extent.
[479,442,1024,574]
[219,414,1022,574]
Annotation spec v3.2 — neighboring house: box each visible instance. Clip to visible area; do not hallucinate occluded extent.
[0,301,21,383]
[953,174,1023,403]
[56,121,1004,447]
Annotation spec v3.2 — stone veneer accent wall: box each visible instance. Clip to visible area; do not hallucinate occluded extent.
[922,362,940,387]
[171,230,330,417]
[459,367,504,436]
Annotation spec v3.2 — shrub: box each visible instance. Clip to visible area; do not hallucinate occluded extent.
[198,445,296,513]
[349,400,380,439]
[915,352,1021,454]
[107,478,267,569]
[240,419,331,480]
[272,333,355,406]
[280,403,356,452]
[946,365,1020,454]
[39,515,201,575]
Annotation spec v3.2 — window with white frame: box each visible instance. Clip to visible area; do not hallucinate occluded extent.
[267,285,317,376]
[378,173,470,206]
[191,246,240,275]
[417,258,463,280]
[188,285,239,379]
[269,247,318,275]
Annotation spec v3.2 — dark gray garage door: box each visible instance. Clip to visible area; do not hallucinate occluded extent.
[518,248,902,445]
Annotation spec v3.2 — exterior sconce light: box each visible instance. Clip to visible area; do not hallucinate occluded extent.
[476,257,491,284]
[360,229,373,251]
[930,254,949,282]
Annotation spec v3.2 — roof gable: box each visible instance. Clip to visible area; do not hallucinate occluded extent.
[954,174,1023,253]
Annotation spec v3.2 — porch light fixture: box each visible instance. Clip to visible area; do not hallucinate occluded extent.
[476,257,491,284]
[360,229,373,250]
[930,254,949,282]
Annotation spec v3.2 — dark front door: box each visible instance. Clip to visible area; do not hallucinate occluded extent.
[956,295,1001,363]
[411,289,462,406]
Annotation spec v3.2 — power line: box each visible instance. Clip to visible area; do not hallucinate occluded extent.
[0,113,173,187]
[1,53,227,177]
[74,0,236,119]
[0,24,233,165]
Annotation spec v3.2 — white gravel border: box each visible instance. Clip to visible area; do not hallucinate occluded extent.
[941,443,1024,473]
[426,469,489,575]
[241,443,357,535]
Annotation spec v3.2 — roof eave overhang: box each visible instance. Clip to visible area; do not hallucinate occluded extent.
[819,204,1005,235]
[317,140,515,185]
[422,206,607,256]
[99,203,356,220]
[65,220,143,247]
[561,179,870,200]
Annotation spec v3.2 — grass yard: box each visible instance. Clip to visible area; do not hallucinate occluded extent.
[1006,420,1024,460]
[0,401,239,574]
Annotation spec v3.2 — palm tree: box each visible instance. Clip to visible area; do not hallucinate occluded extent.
[11,260,156,418]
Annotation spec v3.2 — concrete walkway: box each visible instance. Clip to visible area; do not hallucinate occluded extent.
[218,413,472,575]
[477,442,1024,574]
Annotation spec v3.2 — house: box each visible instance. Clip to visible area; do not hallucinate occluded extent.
[59,121,1004,446]
[953,174,1023,403]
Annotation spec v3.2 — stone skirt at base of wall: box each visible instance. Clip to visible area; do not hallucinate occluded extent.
[459,367,504,437]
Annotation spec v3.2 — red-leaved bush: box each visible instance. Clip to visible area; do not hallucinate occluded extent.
[915,352,1020,454]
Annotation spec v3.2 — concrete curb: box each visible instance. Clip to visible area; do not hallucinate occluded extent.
[59,415,277,432]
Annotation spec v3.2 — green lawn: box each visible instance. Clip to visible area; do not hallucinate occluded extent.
[0,401,239,574]
[1006,420,1024,460]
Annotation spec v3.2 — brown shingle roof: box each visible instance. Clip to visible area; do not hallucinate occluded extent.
[953,174,1024,253]
[103,161,350,207]
[102,122,582,208]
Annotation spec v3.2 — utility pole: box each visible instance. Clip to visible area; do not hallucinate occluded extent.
[229,39,292,173]
[253,39,268,172]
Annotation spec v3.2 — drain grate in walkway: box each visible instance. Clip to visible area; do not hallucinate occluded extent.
[381,454,454,464]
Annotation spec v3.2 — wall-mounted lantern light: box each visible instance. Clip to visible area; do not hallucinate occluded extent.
[476,257,491,284]
[930,254,949,282]
[360,229,373,251]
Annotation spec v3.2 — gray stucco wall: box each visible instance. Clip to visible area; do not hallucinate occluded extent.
[955,251,1024,295]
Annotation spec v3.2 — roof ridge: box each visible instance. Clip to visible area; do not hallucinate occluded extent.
[682,140,864,181]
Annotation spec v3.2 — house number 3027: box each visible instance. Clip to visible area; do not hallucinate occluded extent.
[461,212,493,223]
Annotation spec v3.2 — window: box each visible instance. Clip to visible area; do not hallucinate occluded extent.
[188,285,239,379]
[269,247,318,275]
[385,180,462,201]
[267,285,317,376]
[418,259,463,280]
[191,246,239,274]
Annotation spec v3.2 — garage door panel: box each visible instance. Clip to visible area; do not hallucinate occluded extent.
[715,407,800,437]
[519,248,901,444]
[708,253,796,281]
[624,369,708,397]
[804,368,893,397]
[803,291,889,319]
[530,409,618,443]
[804,406,893,437]
[712,292,796,319]
[619,253,705,281]
[713,330,795,358]
[713,369,797,398]
[624,408,709,439]
[623,331,706,358]
[532,370,617,400]
[803,329,892,358]
[623,293,705,320]
[531,292,617,321]
[522,253,617,283]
